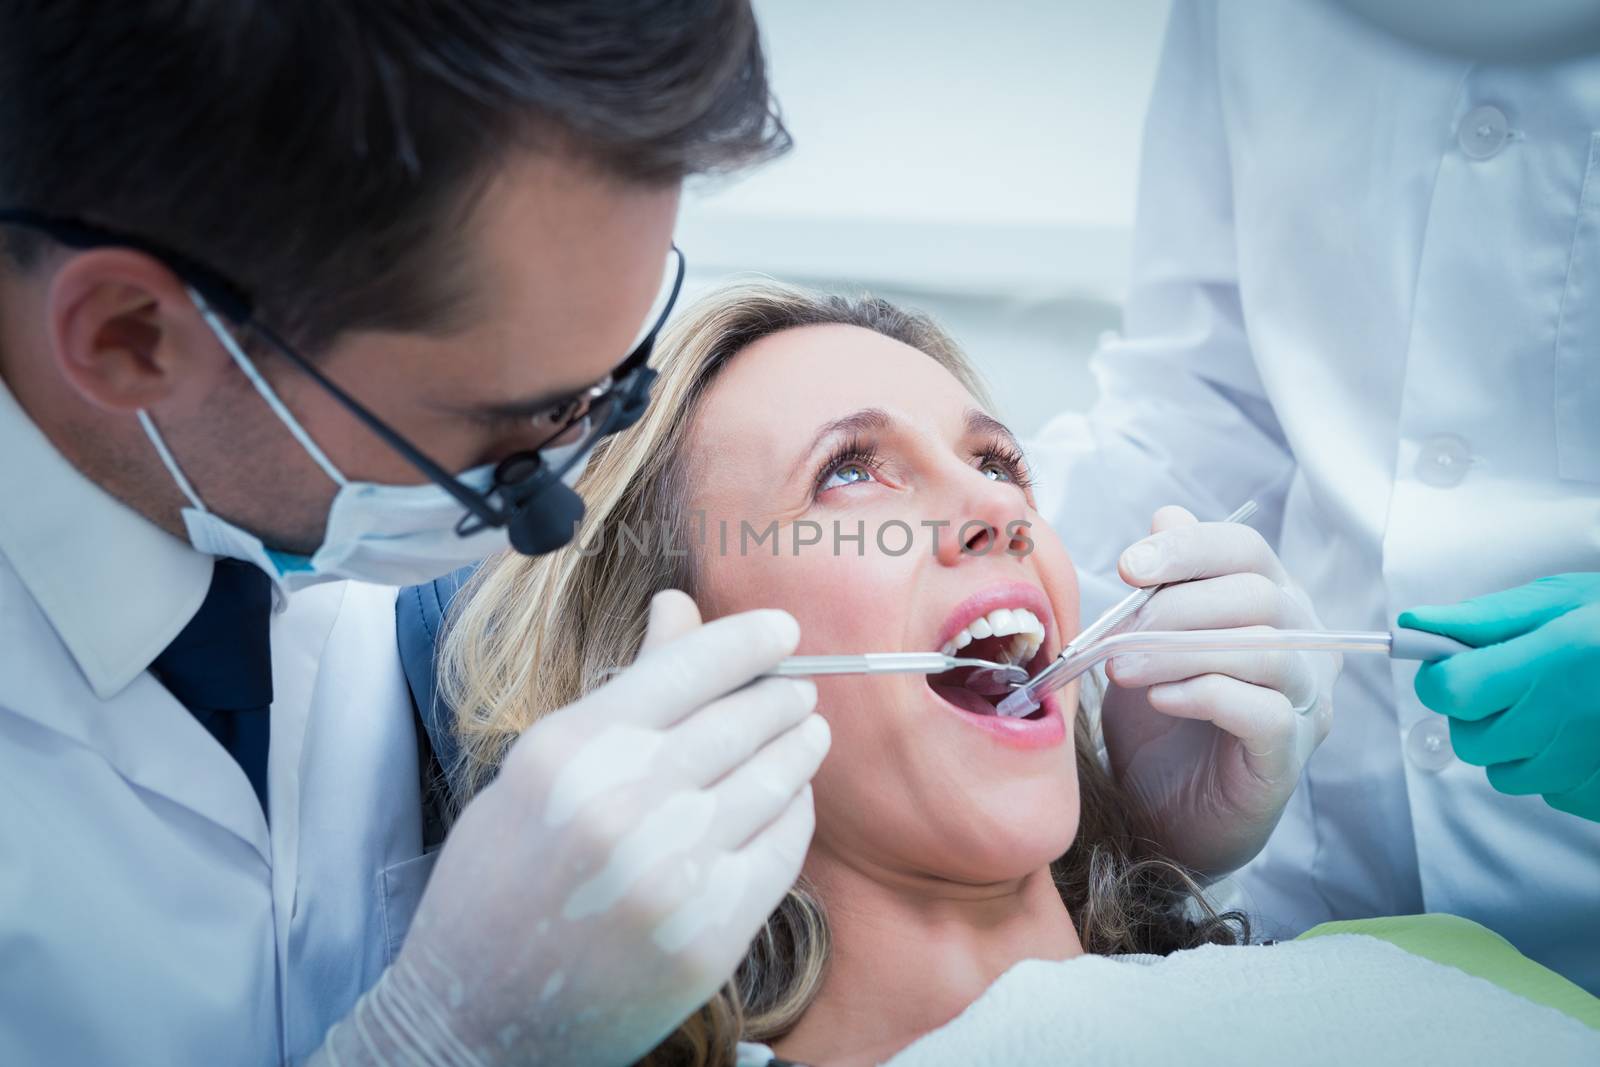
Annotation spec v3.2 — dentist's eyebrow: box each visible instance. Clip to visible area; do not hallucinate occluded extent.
[434,345,643,422]
[427,382,591,423]
[787,407,892,482]
[965,409,1022,450]
[470,387,589,421]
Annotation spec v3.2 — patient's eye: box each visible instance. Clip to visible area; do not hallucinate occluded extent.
[976,443,1034,490]
[821,461,875,490]
[979,459,1012,482]
[814,438,881,495]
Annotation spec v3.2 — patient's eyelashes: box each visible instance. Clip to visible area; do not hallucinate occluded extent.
[814,436,883,495]
[811,435,1036,499]
[975,441,1034,491]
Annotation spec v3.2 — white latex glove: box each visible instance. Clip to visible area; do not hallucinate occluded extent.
[312,590,830,1067]
[1099,507,1336,878]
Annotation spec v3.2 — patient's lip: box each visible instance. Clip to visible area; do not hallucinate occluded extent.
[927,662,1067,748]
[933,581,1057,659]
[947,694,1067,748]
[925,580,1067,749]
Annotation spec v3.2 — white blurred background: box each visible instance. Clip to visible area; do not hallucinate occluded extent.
[677,0,1173,436]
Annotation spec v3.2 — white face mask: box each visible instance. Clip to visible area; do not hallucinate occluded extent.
[139,289,590,601]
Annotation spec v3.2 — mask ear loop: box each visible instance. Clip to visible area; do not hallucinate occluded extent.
[136,409,208,513]
[186,286,349,489]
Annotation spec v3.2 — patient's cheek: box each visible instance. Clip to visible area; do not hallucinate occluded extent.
[720,550,897,657]
[793,568,879,649]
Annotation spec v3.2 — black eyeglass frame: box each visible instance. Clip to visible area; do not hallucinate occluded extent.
[0,207,684,542]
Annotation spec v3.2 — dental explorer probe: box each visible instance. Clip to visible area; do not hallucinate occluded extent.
[993,626,1470,718]
[768,653,1029,685]
[996,500,1261,718]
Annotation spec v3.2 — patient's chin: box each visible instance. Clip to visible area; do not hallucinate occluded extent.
[913,798,1081,888]
[807,665,1082,892]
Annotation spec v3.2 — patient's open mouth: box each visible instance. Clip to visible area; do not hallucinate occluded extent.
[928,605,1052,720]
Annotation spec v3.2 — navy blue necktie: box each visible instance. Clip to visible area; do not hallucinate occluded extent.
[151,559,274,814]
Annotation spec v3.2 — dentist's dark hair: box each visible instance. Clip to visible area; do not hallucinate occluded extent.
[0,0,787,352]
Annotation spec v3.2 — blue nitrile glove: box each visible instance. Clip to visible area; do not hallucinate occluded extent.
[1401,573,1600,823]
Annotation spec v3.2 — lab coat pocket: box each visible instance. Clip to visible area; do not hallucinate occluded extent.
[1555,132,1600,483]
[379,848,440,964]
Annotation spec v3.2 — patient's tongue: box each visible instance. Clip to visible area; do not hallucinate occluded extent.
[964,667,1022,696]
[931,683,997,717]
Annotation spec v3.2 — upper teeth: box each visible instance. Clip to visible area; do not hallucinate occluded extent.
[939,606,1045,665]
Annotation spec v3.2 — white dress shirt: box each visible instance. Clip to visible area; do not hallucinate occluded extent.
[0,378,434,1064]
[1031,0,1600,990]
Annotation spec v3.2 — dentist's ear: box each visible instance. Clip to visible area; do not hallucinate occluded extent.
[45,248,226,414]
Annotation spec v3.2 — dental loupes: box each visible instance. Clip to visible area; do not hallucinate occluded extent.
[996,500,1261,717]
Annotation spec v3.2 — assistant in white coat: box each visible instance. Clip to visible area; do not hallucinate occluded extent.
[1030,0,1600,990]
[0,377,431,1065]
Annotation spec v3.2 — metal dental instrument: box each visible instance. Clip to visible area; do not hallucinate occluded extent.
[769,653,1029,687]
[993,626,1470,717]
[996,500,1261,717]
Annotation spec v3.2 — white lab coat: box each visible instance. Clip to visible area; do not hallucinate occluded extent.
[0,378,434,1063]
[1030,0,1600,990]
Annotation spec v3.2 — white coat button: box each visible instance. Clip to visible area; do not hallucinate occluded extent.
[1458,105,1509,160]
[1416,434,1472,487]
[1406,716,1455,772]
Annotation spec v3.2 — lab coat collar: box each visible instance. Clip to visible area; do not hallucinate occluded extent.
[0,377,212,700]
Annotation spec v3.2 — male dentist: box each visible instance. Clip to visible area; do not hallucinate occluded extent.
[0,4,830,1064]
[1032,0,1600,990]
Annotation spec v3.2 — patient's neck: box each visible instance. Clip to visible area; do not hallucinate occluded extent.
[772,851,1083,1067]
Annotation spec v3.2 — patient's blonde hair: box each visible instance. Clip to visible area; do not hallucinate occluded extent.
[440,280,1245,1067]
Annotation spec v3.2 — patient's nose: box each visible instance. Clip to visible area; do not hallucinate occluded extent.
[934,474,1031,566]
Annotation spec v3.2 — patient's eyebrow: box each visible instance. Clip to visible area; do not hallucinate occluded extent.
[786,407,892,482]
[965,409,1021,449]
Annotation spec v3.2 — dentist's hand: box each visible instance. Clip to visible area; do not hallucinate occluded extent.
[313,591,830,1067]
[1403,573,1600,823]
[1099,507,1336,878]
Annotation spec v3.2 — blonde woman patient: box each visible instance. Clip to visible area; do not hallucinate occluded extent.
[402,283,1600,1066]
